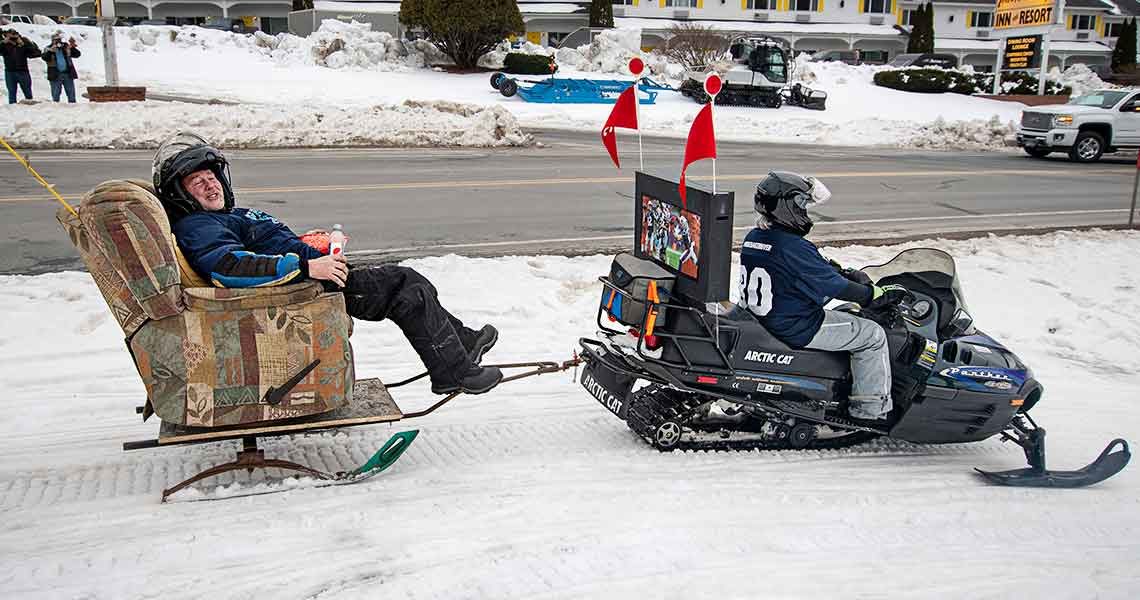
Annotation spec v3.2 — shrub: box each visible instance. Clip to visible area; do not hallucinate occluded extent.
[873,68,1071,96]
[872,68,976,94]
[400,0,524,69]
[664,23,731,70]
[502,52,557,74]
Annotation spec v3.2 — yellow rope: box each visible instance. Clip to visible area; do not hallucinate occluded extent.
[0,136,78,217]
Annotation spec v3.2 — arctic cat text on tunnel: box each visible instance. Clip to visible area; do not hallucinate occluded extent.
[576,172,1129,488]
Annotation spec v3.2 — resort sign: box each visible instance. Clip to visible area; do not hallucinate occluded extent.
[995,0,1056,31]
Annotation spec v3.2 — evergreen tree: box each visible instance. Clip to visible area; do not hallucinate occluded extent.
[590,0,614,28]
[921,2,936,53]
[1112,18,1137,72]
[400,0,524,69]
[906,4,935,54]
[906,4,925,53]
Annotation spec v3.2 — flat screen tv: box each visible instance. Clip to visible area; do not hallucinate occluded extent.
[633,172,733,304]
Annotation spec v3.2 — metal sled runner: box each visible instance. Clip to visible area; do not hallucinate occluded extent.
[124,361,580,502]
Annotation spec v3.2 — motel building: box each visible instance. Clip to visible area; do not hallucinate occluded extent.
[612,0,1134,72]
[1,0,1131,72]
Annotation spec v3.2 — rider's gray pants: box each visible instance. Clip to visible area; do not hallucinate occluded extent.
[805,310,893,420]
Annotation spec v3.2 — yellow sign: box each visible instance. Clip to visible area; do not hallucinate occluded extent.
[995,0,1056,30]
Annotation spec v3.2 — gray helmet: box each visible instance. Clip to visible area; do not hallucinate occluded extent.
[151,131,234,223]
[754,171,831,236]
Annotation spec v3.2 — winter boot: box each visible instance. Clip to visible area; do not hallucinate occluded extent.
[462,324,498,365]
[431,364,504,395]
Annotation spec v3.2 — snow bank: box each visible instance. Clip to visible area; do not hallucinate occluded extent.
[0,231,1138,598]
[0,100,532,148]
[1049,63,1111,96]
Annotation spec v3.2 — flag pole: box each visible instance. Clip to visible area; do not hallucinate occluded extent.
[629,57,645,172]
[636,78,644,171]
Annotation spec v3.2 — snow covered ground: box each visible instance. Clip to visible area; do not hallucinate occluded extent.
[0,21,1077,150]
[1,230,1138,598]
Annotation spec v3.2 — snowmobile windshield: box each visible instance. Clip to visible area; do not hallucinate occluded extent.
[861,249,973,336]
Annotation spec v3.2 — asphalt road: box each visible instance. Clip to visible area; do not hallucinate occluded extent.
[2,129,1137,274]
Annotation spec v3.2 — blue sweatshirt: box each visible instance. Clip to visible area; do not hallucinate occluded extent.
[174,208,325,288]
[739,227,856,348]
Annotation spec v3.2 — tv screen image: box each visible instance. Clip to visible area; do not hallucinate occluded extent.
[639,194,701,279]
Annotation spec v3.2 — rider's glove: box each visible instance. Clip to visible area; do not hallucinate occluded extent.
[868,284,910,309]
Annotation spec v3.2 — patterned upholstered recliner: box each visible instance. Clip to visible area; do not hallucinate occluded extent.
[58,179,355,428]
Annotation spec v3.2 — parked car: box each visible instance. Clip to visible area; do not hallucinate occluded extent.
[1017,89,1140,162]
[0,13,34,24]
[811,50,859,65]
[888,53,959,68]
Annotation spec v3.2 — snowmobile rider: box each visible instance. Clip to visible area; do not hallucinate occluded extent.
[152,132,502,396]
[738,171,909,422]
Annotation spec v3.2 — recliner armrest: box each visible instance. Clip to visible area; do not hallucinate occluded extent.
[183,281,325,312]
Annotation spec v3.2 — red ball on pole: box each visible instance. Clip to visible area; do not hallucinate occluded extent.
[703,73,723,97]
[628,57,645,77]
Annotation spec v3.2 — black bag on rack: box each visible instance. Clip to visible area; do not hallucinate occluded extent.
[601,253,676,329]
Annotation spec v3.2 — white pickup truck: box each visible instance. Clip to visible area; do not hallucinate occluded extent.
[1016,88,1140,163]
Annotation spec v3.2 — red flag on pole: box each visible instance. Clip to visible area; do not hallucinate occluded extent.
[601,85,639,169]
[679,102,716,206]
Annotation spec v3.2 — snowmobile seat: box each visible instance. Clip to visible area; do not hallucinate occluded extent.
[659,305,849,380]
[57,179,356,429]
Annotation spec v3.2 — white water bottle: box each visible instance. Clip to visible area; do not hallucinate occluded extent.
[329,224,346,257]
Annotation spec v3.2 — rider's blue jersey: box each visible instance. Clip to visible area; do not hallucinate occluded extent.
[738,226,851,348]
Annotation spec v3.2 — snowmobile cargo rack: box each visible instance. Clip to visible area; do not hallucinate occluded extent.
[123,360,581,502]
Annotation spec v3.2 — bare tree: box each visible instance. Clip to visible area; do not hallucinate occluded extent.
[664,23,731,70]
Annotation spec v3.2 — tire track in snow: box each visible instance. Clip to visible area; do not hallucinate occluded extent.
[0,413,1022,510]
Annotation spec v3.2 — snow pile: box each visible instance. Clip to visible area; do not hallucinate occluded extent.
[904,115,1015,149]
[0,100,532,148]
[792,53,889,87]
[556,28,644,75]
[1049,63,1112,96]
[1,231,1139,598]
[124,20,439,72]
[480,40,553,70]
[31,15,56,26]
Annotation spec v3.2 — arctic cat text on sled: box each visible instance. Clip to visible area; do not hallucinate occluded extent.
[577,172,1129,488]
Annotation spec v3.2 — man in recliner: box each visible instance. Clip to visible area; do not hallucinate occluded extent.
[152,132,502,395]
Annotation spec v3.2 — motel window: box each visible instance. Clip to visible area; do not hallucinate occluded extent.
[863,0,892,15]
[1106,21,1124,37]
[1071,15,1096,30]
[970,11,993,28]
[747,0,779,8]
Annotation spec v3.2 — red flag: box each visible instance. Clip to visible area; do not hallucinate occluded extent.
[679,103,716,206]
[601,85,639,168]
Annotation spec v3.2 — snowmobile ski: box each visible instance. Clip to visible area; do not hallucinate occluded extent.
[976,437,1130,488]
[164,430,419,502]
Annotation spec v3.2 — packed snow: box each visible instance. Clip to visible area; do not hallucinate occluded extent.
[1,230,1138,598]
[0,21,1088,151]
[1,100,531,149]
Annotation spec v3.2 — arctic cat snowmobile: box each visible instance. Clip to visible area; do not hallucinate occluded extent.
[680,37,789,108]
[578,248,1130,487]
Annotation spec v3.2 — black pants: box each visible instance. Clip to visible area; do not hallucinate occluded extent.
[339,264,477,385]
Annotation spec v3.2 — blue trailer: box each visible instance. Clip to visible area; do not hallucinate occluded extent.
[490,72,667,104]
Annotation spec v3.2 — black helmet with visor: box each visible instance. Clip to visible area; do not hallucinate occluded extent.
[753,171,832,236]
[151,132,235,223]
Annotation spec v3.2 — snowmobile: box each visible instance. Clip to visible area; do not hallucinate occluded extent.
[578,247,1130,488]
[680,37,789,108]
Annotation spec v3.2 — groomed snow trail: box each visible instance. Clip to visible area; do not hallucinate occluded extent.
[1,231,1139,598]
